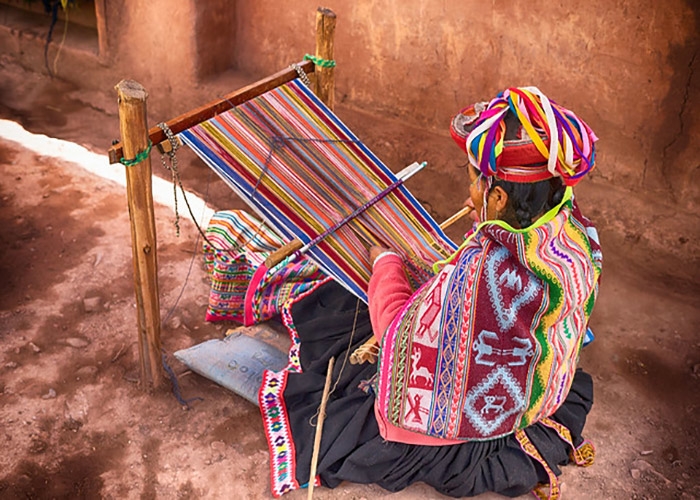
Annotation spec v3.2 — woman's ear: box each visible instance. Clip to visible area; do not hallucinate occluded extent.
[490,185,509,214]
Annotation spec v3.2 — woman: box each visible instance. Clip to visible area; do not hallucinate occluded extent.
[259,87,602,499]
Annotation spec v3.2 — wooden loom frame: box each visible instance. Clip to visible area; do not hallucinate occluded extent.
[108,8,337,391]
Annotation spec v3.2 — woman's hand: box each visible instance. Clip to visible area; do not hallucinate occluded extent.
[369,246,392,266]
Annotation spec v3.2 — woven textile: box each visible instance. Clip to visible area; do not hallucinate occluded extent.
[259,280,595,498]
[203,210,325,325]
[375,192,602,441]
[180,79,457,302]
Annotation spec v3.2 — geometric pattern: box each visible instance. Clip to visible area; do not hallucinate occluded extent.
[463,365,526,436]
[485,246,541,332]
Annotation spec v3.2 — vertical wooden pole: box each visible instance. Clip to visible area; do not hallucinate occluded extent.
[115,79,163,391]
[314,7,336,110]
[94,0,108,63]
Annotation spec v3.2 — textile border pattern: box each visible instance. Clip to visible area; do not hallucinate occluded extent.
[258,278,331,496]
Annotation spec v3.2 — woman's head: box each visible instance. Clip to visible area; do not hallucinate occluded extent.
[452,87,596,227]
[466,163,564,228]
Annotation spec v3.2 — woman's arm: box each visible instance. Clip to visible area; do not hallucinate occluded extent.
[368,250,413,342]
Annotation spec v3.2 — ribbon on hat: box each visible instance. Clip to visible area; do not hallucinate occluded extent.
[459,87,598,186]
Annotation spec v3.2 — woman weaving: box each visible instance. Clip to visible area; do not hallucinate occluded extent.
[259,87,602,499]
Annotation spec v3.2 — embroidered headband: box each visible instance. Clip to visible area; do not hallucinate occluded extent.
[450,87,598,186]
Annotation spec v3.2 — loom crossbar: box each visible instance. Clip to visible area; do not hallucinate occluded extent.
[108,60,316,165]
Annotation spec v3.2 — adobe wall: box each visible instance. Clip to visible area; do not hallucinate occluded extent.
[0,0,697,208]
[100,0,236,87]
[234,1,699,208]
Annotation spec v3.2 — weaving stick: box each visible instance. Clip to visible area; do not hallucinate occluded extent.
[439,205,474,230]
[265,161,426,268]
[349,204,474,365]
[308,356,335,500]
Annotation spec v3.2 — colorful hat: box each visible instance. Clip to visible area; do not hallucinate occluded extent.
[450,87,598,186]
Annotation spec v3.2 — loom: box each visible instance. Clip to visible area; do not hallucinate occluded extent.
[177,78,458,302]
[107,8,467,389]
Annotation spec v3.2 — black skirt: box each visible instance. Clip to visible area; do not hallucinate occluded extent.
[266,280,593,498]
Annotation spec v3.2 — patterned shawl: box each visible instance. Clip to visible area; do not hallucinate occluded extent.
[375,189,602,440]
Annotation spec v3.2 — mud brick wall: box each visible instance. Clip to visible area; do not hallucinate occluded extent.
[1,0,697,206]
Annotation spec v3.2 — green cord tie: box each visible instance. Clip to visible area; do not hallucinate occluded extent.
[120,140,152,167]
[304,53,336,68]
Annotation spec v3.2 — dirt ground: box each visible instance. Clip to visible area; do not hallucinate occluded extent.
[0,54,699,500]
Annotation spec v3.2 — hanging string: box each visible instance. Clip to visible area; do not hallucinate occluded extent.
[155,120,281,263]
[159,164,215,409]
[162,350,204,409]
[157,122,183,235]
[156,122,218,248]
[52,8,70,76]
[309,298,362,427]
[255,134,361,201]
[220,95,362,213]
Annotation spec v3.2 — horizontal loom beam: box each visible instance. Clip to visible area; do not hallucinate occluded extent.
[108,59,316,164]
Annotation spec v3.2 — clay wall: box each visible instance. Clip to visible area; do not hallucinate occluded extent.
[0,0,697,207]
[234,1,700,207]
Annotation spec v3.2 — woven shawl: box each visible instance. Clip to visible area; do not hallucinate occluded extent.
[375,193,602,440]
[179,79,457,302]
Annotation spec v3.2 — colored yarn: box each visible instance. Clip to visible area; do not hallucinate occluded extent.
[180,79,457,303]
[463,87,597,186]
[119,140,152,167]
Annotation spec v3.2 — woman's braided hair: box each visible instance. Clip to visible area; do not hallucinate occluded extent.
[492,177,565,229]
[489,112,566,229]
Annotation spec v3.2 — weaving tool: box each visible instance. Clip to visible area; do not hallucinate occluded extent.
[264,161,426,268]
[179,78,458,303]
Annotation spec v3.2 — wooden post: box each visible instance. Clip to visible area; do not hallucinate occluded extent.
[115,80,163,391]
[94,0,108,63]
[314,7,336,110]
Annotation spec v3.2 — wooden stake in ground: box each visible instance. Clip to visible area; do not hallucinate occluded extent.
[314,7,336,110]
[115,79,163,391]
[308,356,335,500]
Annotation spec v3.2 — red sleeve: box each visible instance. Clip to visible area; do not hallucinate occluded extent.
[368,254,413,341]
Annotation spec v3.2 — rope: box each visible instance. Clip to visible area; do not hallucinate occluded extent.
[155,122,216,247]
[290,63,312,87]
[52,9,69,76]
[162,351,204,409]
[119,140,152,167]
[41,0,76,77]
[304,53,336,68]
[159,167,214,409]
[157,122,182,235]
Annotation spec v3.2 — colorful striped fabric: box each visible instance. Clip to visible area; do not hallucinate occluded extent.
[202,210,325,325]
[180,79,457,302]
[464,87,597,186]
